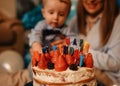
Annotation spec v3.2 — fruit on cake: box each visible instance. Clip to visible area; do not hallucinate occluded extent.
[32,38,96,86]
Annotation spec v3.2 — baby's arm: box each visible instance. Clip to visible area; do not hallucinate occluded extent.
[29,20,46,55]
[30,41,42,55]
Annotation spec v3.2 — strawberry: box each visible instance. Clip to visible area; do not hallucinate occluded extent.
[72,49,80,65]
[65,38,70,46]
[73,57,80,66]
[51,50,59,63]
[33,51,40,61]
[55,55,68,72]
[72,49,80,60]
[45,53,51,60]
[85,53,93,68]
[32,57,36,67]
[65,54,74,65]
[38,53,47,69]
[50,50,54,57]
[32,51,40,67]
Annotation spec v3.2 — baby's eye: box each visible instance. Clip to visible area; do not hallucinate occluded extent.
[59,13,65,16]
[48,11,54,14]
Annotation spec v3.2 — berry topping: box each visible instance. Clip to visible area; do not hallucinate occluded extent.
[33,51,40,61]
[85,53,93,68]
[65,54,74,65]
[42,47,46,54]
[32,38,94,71]
[65,38,70,45]
[45,53,51,60]
[47,62,54,69]
[51,49,59,63]
[72,49,80,59]
[69,64,78,71]
[38,54,48,69]
[55,55,68,72]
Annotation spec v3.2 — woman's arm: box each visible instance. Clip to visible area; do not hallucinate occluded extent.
[91,15,120,71]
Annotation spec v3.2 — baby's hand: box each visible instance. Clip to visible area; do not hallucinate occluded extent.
[51,39,66,47]
[30,42,42,56]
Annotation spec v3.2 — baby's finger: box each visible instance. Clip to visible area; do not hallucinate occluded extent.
[51,40,65,46]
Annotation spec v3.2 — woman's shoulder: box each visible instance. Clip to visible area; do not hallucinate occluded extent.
[111,14,120,34]
[109,14,120,45]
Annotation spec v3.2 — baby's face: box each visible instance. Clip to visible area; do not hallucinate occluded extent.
[42,0,69,28]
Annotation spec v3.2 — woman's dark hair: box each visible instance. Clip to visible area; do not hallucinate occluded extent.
[77,0,119,46]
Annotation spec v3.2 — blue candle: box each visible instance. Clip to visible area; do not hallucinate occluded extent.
[79,54,84,67]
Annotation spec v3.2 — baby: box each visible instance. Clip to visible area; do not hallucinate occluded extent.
[29,0,72,53]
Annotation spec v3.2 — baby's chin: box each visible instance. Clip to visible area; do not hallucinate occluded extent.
[50,24,61,29]
[51,25,58,29]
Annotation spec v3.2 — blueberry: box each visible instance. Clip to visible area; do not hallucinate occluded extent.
[69,64,78,71]
[47,62,54,69]
[82,84,87,86]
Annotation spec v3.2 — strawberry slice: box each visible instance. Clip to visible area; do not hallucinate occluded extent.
[72,49,80,60]
[65,37,70,46]
[65,54,74,65]
[32,57,36,67]
[51,50,59,63]
[50,50,54,57]
[38,53,47,69]
[74,58,80,66]
[32,51,40,67]
[85,53,93,68]
[33,51,40,61]
[45,53,50,59]
[55,55,68,72]
[72,49,80,65]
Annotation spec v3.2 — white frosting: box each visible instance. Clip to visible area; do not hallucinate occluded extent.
[33,66,96,85]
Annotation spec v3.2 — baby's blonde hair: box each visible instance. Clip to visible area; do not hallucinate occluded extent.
[42,0,71,14]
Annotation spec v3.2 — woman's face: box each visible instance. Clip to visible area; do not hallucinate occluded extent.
[82,0,104,16]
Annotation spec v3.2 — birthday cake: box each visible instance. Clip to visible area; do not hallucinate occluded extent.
[32,38,96,86]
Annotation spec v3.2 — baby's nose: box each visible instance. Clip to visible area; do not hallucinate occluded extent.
[53,13,58,20]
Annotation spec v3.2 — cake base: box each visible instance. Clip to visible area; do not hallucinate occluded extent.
[33,79,97,86]
[32,67,96,86]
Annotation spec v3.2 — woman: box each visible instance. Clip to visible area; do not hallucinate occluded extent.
[68,0,120,85]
